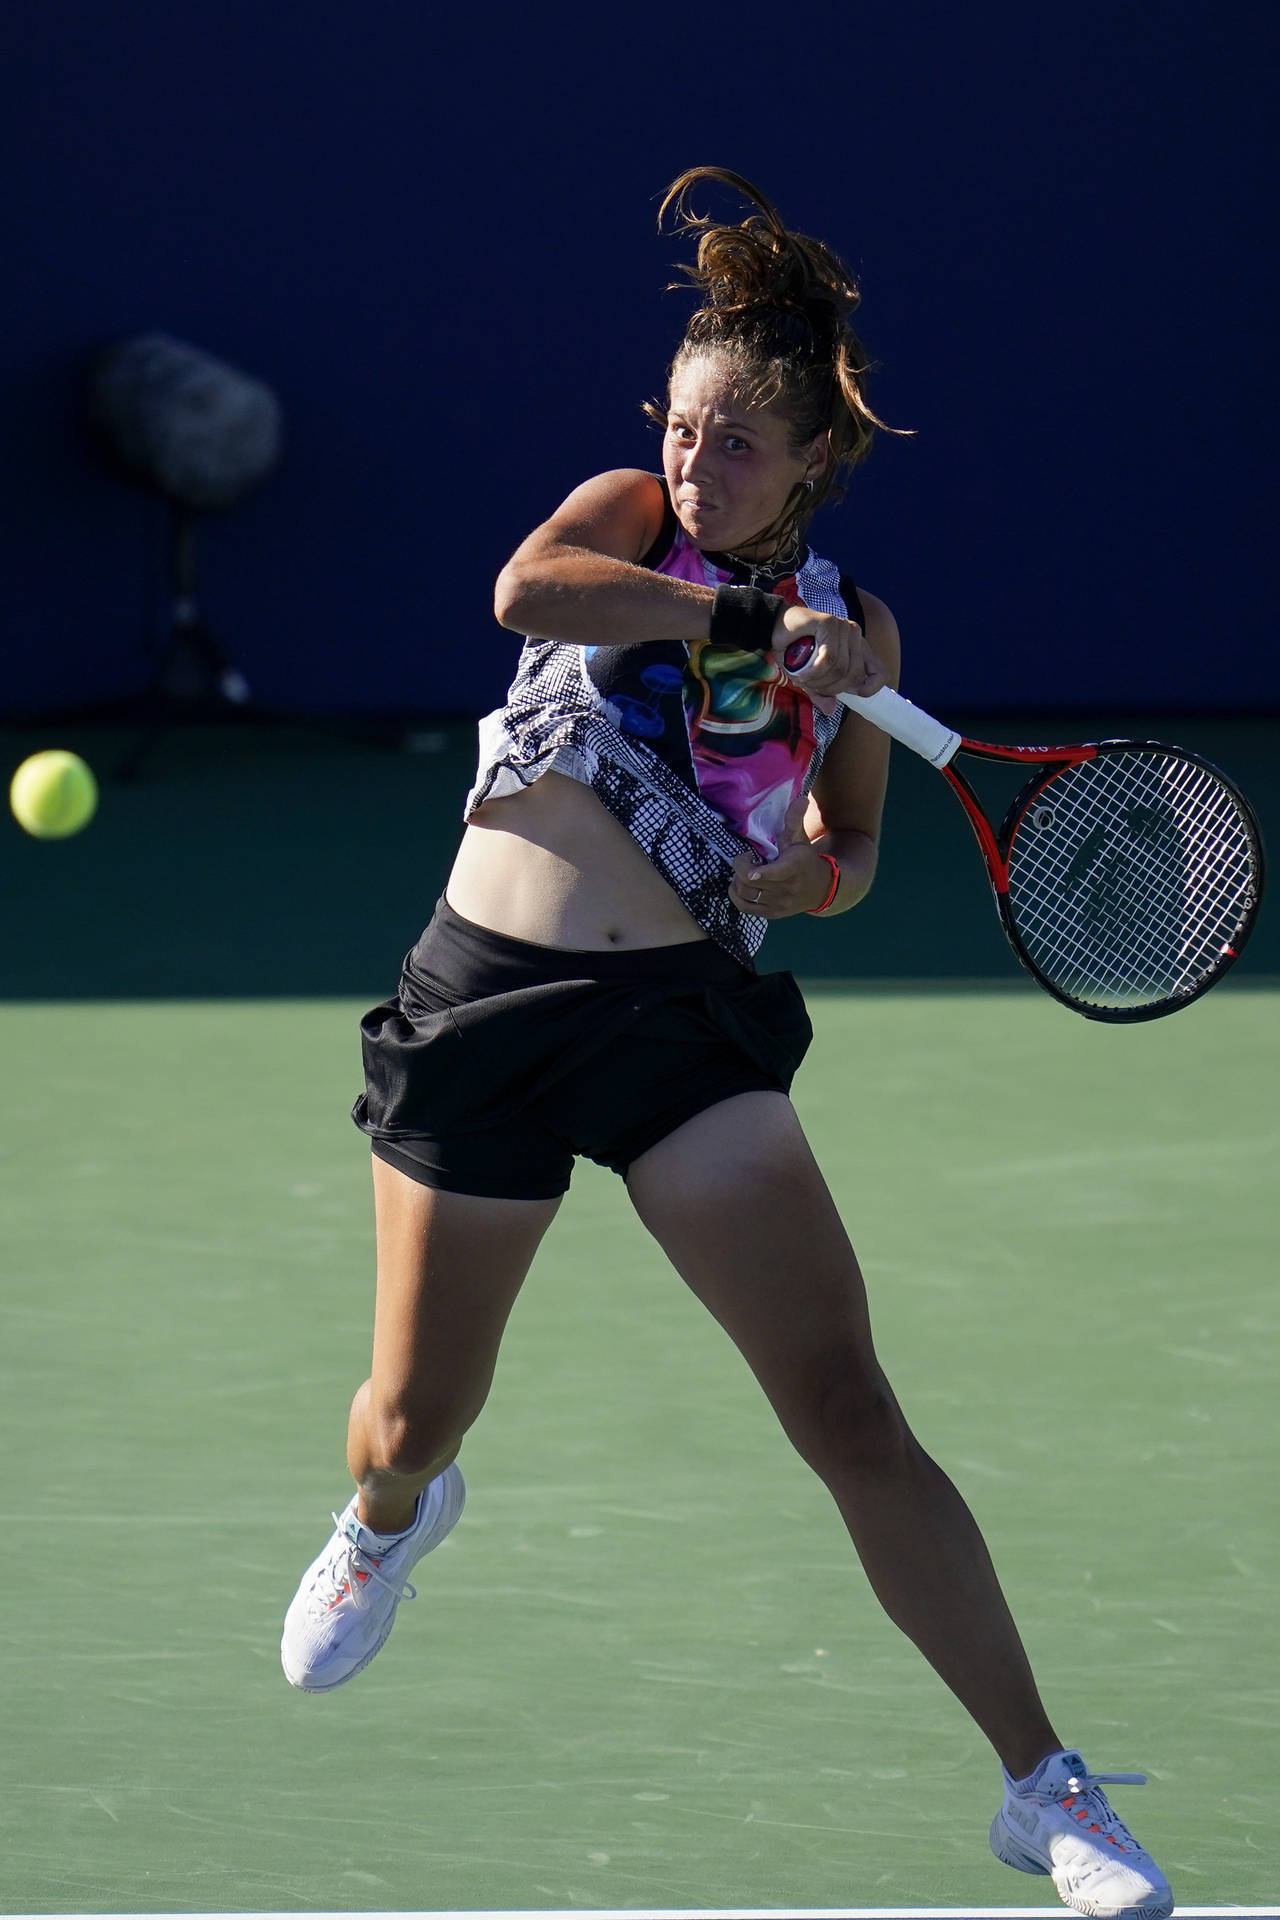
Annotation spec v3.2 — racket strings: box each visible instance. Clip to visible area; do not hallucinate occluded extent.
[1011,760,1251,1004]
[1014,764,1248,999]
[1047,783,1246,978]
[1005,751,1258,1012]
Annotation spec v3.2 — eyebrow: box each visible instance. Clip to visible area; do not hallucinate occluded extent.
[668,409,757,431]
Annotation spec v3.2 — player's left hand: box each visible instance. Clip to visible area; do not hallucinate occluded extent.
[730,797,838,919]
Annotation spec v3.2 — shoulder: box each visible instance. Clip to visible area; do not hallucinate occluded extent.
[815,559,901,686]
[554,467,665,510]
[535,469,668,563]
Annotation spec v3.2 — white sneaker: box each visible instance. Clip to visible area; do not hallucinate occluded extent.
[280,1464,465,1691]
[990,1748,1172,1919]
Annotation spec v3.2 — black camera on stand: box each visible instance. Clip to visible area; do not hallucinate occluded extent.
[89,333,282,775]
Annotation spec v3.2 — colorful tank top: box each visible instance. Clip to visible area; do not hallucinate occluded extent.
[466,483,865,963]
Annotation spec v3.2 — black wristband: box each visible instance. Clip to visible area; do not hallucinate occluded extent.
[709,584,786,653]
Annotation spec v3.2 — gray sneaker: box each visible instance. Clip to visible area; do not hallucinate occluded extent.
[990,1748,1172,1919]
[281,1464,465,1691]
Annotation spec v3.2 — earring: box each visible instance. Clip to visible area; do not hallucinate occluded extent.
[803,479,815,493]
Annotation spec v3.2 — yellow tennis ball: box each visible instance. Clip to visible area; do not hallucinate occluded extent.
[9,750,99,839]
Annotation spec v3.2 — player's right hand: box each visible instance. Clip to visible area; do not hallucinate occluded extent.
[772,605,884,711]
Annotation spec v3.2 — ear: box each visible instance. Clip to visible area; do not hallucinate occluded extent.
[803,429,832,486]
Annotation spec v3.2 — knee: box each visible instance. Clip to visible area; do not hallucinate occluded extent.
[783,1355,910,1483]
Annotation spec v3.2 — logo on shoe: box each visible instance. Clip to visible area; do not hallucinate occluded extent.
[1006,1800,1040,1837]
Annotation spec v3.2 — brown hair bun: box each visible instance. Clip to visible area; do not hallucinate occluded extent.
[647,166,909,553]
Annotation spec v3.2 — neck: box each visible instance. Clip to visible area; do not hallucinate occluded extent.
[718,527,803,575]
[719,482,810,568]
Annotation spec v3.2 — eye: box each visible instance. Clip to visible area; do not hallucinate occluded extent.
[724,434,751,453]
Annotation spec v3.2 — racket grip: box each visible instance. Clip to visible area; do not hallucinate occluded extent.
[835,686,962,767]
[782,641,961,768]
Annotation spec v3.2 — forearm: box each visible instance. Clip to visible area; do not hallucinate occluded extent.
[495,548,715,646]
[809,828,879,915]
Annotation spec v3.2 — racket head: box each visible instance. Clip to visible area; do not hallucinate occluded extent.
[993,742,1265,1022]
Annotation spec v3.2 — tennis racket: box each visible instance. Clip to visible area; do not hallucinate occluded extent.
[784,640,1265,1022]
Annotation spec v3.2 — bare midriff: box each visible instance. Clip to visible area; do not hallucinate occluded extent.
[445,770,710,951]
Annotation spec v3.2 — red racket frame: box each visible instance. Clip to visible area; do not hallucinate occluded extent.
[939,736,1262,1021]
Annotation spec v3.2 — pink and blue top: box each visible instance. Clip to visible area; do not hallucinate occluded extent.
[467,483,864,962]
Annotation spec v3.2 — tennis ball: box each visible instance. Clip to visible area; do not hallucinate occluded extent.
[9,750,99,839]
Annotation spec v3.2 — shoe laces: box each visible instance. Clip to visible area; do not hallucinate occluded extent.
[1050,1766,1149,1855]
[312,1513,419,1613]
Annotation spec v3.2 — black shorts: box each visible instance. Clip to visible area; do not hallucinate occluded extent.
[352,898,813,1200]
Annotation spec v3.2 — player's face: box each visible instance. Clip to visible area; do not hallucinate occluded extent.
[663,353,827,557]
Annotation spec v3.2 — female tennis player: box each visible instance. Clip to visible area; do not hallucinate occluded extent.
[281,169,1171,1919]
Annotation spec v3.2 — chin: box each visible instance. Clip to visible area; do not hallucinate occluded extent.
[681,509,727,547]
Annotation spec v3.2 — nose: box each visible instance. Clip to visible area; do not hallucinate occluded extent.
[679,434,709,484]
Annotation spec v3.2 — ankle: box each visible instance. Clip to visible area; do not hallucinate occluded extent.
[1002,1741,1065,1789]
[356,1486,424,1534]
[351,1449,459,1535]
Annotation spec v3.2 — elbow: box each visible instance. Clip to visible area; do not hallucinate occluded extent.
[851,837,879,906]
[827,831,878,912]
[493,559,537,632]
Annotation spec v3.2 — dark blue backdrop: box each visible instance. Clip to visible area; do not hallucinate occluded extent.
[4,0,1275,718]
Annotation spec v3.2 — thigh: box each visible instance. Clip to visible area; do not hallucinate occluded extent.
[624,1091,891,1438]
[369,1152,561,1426]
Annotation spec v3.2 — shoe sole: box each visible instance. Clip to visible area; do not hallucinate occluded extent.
[281,1464,466,1692]
[990,1813,1173,1920]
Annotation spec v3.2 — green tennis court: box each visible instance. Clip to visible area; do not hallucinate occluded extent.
[2,721,1276,1914]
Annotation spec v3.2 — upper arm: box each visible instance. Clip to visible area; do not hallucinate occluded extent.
[505,469,668,570]
[805,590,902,844]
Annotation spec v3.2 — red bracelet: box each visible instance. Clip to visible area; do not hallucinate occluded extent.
[806,852,841,916]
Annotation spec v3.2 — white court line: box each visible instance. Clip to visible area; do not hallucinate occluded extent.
[8,1907,1276,1919]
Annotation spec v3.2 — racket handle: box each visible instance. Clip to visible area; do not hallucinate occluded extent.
[782,640,961,768]
[834,685,962,768]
